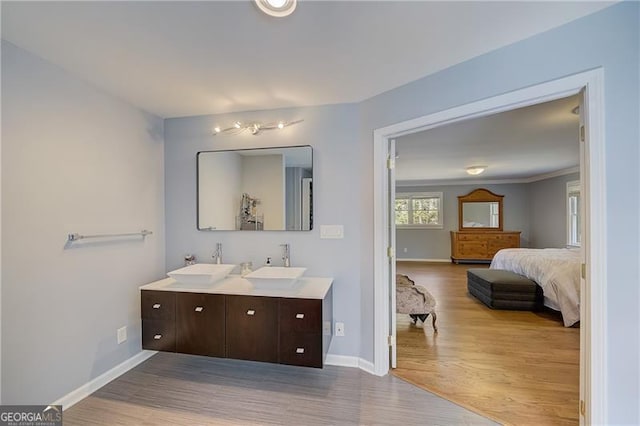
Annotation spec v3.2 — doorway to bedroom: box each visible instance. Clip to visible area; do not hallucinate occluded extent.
[391,95,582,425]
[374,72,604,422]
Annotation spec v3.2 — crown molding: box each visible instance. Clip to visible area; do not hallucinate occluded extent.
[396,166,579,187]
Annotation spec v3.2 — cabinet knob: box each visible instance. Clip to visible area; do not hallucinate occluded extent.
[295,313,305,319]
[153,334,162,340]
[195,306,204,312]
[152,304,161,309]
[246,310,255,316]
[296,347,305,354]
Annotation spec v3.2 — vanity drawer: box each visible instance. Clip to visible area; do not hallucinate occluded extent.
[142,319,176,352]
[226,295,278,363]
[279,333,322,368]
[141,290,175,321]
[279,298,322,334]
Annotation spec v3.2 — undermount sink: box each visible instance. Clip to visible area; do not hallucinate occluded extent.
[244,266,307,289]
[167,263,236,286]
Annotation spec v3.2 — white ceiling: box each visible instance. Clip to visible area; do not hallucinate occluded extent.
[396,94,581,184]
[1,1,613,118]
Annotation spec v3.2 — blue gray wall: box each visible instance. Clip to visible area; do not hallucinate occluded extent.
[396,173,581,260]
[529,173,581,249]
[359,4,638,423]
[164,104,362,358]
[396,183,531,260]
[1,41,166,404]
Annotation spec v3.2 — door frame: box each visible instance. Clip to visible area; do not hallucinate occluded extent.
[372,68,606,424]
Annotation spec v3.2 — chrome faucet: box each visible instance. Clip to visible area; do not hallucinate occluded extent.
[212,243,222,264]
[281,243,291,267]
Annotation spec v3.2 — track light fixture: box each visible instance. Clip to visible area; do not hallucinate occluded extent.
[212,119,303,136]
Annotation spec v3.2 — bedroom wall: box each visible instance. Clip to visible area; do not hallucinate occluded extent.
[396,183,531,260]
[529,172,580,249]
[359,4,639,422]
[1,41,165,404]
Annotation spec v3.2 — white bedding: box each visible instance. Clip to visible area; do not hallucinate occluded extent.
[490,248,581,327]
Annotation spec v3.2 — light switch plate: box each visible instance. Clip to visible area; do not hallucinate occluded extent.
[320,225,344,239]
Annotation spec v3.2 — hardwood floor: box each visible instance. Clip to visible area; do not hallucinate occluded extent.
[394,261,580,426]
[64,352,496,425]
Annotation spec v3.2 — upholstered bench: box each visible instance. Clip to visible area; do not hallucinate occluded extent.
[467,268,543,311]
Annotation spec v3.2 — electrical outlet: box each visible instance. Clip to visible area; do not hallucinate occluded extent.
[323,321,331,336]
[335,322,345,337]
[403,247,408,253]
[117,326,127,344]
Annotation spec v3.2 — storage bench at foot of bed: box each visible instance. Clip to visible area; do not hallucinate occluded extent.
[467,268,543,311]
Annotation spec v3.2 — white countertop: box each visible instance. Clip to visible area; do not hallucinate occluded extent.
[140,274,333,299]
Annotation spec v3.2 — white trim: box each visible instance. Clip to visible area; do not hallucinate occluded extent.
[358,358,376,375]
[325,354,360,368]
[567,180,582,248]
[52,350,157,410]
[526,166,580,183]
[397,258,451,263]
[373,69,606,423]
[325,354,376,375]
[396,166,580,187]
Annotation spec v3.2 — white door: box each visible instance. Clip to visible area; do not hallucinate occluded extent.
[388,139,397,368]
[577,89,588,426]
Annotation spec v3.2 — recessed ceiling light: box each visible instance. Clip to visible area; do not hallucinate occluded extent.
[255,0,297,17]
[466,166,487,176]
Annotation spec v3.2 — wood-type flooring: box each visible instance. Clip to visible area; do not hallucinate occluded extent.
[64,351,496,425]
[394,261,580,426]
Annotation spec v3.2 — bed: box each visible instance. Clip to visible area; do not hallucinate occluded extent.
[490,248,581,327]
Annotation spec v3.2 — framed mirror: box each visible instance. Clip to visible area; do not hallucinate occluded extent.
[458,188,503,231]
[197,145,312,231]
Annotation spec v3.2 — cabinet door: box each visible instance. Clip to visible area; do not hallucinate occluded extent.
[141,291,175,320]
[176,293,225,357]
[142,319,176,352]
[226,296,278,363]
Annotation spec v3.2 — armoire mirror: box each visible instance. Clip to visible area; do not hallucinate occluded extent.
[458,188,504,231]
[197,145,312,231]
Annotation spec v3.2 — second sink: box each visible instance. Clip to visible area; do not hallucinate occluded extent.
[244,266,307,289]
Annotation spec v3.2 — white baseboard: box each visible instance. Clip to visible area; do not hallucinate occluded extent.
[325,354,377,375]
[53,350,157,410]
[357,358,376,375]
[397,258,451,263]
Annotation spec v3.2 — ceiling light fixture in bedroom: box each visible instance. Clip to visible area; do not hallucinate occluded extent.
[466,166,487,176]
[255,0,297,17]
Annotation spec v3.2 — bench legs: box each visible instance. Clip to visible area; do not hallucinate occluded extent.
[408,313,438,332]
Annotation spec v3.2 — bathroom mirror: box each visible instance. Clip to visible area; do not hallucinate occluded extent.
[458,188,503,231]
[197,145,312,231]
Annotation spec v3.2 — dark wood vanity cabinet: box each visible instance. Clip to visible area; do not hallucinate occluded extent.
[141,288,332,368]
[176,293,225,357]
[225,295,279,363]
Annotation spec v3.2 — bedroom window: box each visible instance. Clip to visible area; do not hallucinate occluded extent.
[567,181,581,247]
[395,192,443,229]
